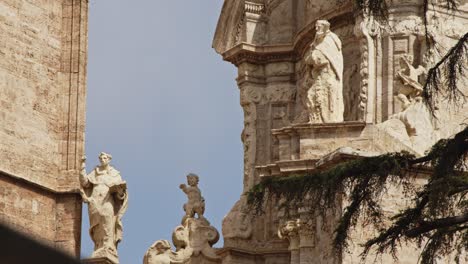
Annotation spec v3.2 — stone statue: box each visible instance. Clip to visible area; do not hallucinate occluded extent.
[303,20,344,123]
[396,55,427,109]
[179,173,205,223]
[145,175,220,264]
[377,55,434,154]
[80,153,128,264]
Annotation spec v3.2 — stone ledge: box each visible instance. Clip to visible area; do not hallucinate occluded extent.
[271,121,368,161]
[0,169,81,195]
[257,147,371,177]
[81,257,115,264]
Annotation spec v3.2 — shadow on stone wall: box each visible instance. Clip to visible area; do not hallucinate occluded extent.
[0,223,80,264]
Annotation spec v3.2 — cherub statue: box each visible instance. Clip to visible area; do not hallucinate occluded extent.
[179,173,205,222]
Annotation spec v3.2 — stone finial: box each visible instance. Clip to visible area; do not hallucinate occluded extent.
[80,153,128,264]
[144,175,220,264]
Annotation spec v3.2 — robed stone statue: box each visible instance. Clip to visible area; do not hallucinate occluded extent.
[80,152,128,264]
[304,20,344,123]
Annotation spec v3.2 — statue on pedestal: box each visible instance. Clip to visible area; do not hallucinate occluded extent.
[144,174,220,264]
[179,173,205,223]
[303,20,344,123]
[80,153,128,264]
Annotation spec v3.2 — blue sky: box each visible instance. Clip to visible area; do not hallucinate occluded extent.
[83,1,243,263]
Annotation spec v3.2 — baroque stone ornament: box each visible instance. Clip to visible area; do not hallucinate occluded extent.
[396,55,426,109]
[145,175,220,264]
[80,153,128,264]
[303,20,344,123]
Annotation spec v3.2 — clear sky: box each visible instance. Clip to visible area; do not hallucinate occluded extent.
[83,1,243,263]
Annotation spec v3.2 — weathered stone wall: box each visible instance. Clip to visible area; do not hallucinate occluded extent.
[0,172,82,256]
[0,0,88,191]
[0,0,88,257]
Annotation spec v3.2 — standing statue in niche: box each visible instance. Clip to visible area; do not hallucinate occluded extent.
[303,20,344,123]
[80,152,128,264]
[180,173,205,223]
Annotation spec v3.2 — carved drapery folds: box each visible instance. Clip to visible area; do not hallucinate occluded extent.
[301,20,344,124]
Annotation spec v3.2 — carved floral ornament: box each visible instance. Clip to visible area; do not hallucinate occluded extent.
[240,86,295,105]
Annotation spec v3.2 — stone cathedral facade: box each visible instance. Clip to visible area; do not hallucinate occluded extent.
[0,0,467,264]
[211,0,468,264]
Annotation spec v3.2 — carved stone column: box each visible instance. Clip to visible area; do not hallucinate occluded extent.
[353,15,381,123]
[297,217,315,264]
[278,220,301,264]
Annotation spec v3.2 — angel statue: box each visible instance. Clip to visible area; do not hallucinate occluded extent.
[80,152,128,264]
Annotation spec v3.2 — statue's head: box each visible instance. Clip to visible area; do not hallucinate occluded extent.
[186,173,199,186]
[315,20,330,35]
[99,152,112,166]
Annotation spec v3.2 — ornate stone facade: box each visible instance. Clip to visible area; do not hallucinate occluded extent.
[213,0,468,263]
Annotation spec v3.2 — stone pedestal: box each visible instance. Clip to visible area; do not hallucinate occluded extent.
[82,257,115,264]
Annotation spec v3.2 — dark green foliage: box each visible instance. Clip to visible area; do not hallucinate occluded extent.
[247,127,468,264]
[422,32,468,114]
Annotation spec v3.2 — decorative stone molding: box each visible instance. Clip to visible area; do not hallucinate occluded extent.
[354,15,381,122]
[245,2,266,14]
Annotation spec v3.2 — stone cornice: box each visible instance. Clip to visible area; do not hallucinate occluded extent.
[256,146,433,178]
[223,43,297,66]
[221,11,354,66]
[216,247,289,257]
[0,169,80,195]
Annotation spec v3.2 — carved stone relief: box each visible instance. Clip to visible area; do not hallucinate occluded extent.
[378,57,435,155]
[354,15,381,122]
